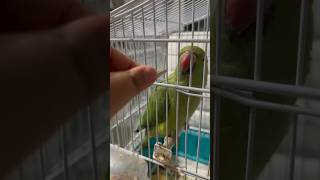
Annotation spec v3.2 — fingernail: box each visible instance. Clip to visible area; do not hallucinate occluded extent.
[142,66,157,84]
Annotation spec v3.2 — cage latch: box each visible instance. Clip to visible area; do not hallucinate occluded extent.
[153,136,174,164]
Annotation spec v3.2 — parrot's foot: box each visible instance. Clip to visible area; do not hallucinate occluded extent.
[153,136,175,165]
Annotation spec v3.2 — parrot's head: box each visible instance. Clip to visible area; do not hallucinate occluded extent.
[225,0,274,38]
[179,46,206,74]
[178,46,207,86]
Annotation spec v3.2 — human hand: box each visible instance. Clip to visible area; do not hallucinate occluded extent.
[110,48,157,116]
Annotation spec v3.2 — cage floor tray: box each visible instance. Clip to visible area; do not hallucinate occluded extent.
[140,129,210,165]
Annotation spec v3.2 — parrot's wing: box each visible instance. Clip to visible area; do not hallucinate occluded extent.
[140,71,188,130]
[140,85,169,130]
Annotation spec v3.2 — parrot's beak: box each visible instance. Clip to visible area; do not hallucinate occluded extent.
[180,51,196,73]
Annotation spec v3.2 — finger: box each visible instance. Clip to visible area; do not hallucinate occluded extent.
[110,65,157,116]
[110,48,138,71]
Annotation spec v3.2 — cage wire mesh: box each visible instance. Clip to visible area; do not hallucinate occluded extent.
[110,0,210,179]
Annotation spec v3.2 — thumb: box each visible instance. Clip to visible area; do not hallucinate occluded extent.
[110,65,157,116]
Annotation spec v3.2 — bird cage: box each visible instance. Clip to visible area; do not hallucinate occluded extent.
[110,0,210,179]
[110,0,320,180]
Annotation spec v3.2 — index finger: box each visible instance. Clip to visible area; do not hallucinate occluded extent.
[110,48,138,71]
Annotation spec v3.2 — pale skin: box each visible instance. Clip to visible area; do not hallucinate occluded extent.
[0,0,156,178]
[110,48,157,116]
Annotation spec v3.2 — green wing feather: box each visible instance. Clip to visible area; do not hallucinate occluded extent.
[139,72,192,131]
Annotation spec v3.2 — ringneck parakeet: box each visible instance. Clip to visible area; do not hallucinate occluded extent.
[135,45,208,148]
[211,0,313,179]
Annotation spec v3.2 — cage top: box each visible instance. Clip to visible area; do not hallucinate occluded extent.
[110,0,210,38]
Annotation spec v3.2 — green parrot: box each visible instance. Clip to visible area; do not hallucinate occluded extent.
[211,0,313,179]
[135,45,208,149]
